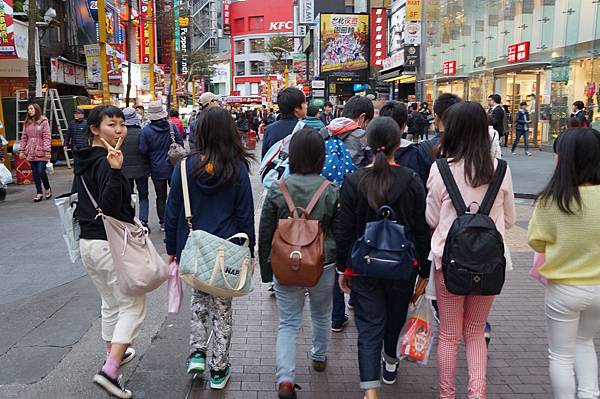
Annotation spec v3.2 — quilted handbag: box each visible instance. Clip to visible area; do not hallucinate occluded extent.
[167,123,188,165]
[178,158,254,297]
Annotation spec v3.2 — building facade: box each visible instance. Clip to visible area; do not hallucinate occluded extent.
[421,0,600,146]
[229,0,294,97]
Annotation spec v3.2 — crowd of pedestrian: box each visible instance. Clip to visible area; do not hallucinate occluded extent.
[3,87,599,399]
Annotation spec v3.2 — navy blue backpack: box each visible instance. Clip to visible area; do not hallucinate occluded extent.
[351,206,418,280]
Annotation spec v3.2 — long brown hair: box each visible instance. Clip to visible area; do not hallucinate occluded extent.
[439,101,494,187]
[24,103,43,125]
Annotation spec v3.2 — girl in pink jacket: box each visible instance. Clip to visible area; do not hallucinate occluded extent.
[19,103,52,202]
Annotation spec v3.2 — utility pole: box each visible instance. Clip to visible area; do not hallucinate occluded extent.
[27,0,37,100]
[98,0,111,104]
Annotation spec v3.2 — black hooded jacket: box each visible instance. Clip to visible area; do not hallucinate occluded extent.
[335,165,431,278]
[73,146,135,240]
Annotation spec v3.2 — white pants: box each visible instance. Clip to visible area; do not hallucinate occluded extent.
[546,283,600,399]
[80,239,147,344]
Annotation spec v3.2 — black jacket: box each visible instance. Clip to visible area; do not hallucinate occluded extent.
[73,146,135,240]
[121,125,150,179]
[488,105,505,137]
[335,166,431,278]
[64,119,89,150]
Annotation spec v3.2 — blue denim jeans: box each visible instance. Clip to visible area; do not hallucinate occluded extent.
[30,160,50,194]
[274,267,335,385]
[512,129,529,152]
[129,177,149,223]
[332,276,346,323]
[352,273,416,390]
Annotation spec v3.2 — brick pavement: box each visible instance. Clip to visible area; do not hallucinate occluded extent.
[126,201,561,399]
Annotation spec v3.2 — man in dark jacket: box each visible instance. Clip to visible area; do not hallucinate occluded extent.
[121,107,151,231]
[139,101,183,231]
[406,103,425,141]
[319,101,334,126]
[488,94,505,145]
[571,100,588,127]
[189,92,221,148]
[64,109,88,150]
[261,87,307,159]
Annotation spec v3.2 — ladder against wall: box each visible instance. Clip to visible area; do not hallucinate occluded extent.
[15,89,29,143]
[43,89,71,169]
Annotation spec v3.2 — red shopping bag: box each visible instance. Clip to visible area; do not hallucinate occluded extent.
[167,260,183,314]
[399,296,434,365]
[15,157,33,185]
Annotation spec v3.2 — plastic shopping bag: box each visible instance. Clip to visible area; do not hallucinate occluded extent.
[399,295,434,365]
[0,164,12,185]
[167,260,183,314]
[46,161,55,175]
[54,192,81,263]
[529,252,547,285]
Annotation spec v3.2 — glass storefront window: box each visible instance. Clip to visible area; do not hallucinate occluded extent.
[235,62,245,76]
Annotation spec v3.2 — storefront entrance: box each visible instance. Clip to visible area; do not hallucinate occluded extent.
[494,67,546,147]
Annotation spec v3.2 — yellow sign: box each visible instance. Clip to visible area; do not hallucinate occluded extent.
[406,0,422,21]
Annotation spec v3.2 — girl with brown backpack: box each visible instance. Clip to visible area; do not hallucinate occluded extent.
[259,128,339,399]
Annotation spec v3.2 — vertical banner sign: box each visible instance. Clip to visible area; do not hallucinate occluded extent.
[299,0,313,24]
[84,44,102,83]
[0,0,17,58]
[405,0,422,21]
[370,8,386,67]
[403,44,419,74]
[178,6,189,76]
[223,0,231,35]
[139,0,153,63]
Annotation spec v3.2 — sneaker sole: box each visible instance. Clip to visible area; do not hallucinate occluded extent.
[210,372,231,390]
[187,364,206,374]
[382,378,397,385]
[93,374,133,399]
[331,321,349,332]
[120,348,136,367]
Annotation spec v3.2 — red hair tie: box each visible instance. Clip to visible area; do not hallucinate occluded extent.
[379,146,386,152]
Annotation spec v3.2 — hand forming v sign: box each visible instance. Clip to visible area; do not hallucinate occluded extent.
[100,137,123,170]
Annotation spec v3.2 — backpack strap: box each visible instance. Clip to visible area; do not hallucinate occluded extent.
[479,159,507,216]
[420,139,434,158]
[304,180,331,216]
[436,159,467,215]
[180,158,193,232]
[277,180,298,217]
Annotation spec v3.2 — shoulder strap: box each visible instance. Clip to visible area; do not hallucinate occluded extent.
[420,140,434,159]
[277,180,297,216]
[305,180,331,216]
[180,158,193,231]
[169,123,176,143]
[436,159,467,215]
[479,159,507,216]
[79,176,101,214]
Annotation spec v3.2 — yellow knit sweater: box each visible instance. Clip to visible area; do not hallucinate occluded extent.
[528,185,600,285]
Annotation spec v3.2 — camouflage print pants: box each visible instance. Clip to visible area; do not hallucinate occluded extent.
[190,289,233,371]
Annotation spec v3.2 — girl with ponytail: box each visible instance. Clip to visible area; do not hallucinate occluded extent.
[335,116,431,399]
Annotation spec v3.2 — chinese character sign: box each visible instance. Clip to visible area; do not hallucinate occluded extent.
[320,13,369,73]
[370,8,386,67]
[138,0,154,64]
[223,0,231,35]
[442,60,456,75]
[0,0,17,58]
[507,41,529,64]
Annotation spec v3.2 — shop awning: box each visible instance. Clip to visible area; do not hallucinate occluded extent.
[492,62,550,74]
[384,74,416,84]
[379,65,404,81]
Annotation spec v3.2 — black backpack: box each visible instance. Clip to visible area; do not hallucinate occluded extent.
[438,158,507,296]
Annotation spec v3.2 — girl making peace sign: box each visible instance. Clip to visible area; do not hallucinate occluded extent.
[73,105,144,399]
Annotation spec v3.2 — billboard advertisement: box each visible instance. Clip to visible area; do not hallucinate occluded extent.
[320,13,369,74]
[0,0,17,58]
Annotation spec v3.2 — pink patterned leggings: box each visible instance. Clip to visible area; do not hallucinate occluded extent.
[435,269,496,399]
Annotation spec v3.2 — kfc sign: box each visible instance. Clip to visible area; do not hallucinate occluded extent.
[370,8,387,67]
[269,21,293,31]
[442,60,456,75]
[507,41,530,63]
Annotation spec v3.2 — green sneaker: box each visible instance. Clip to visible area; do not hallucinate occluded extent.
[210,365,231,390]
[186,351,206,374]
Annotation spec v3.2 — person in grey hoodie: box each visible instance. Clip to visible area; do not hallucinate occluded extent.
[319,95,374,168]
[121,107,151,231]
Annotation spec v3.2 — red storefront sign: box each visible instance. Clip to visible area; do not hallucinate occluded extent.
[507,41,530,63]
[223,0,231,35]
[138,0,154,64]
[442,60,456,75]
[370,8,387,67]
[0,0,17,59]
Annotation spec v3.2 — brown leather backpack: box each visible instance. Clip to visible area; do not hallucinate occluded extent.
[271,180,330,287]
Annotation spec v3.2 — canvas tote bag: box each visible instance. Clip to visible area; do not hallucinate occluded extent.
[80,177,168,296]
[178,158,254,297]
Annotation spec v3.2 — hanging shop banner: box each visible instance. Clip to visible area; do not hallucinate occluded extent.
[370,8,386,67]
[84,44,102,83]
[292,53,307,84]
[50,58,86,85]
[320,13,369,73]
[405,0,422,21]
[404,21,421,46]
[299,0,313,24]
[0,0,17,58]
[223,0,231,35]
[178,9,190,76]
[139,0,154,64]
[106,44,123,83]
[140,63,150,90]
